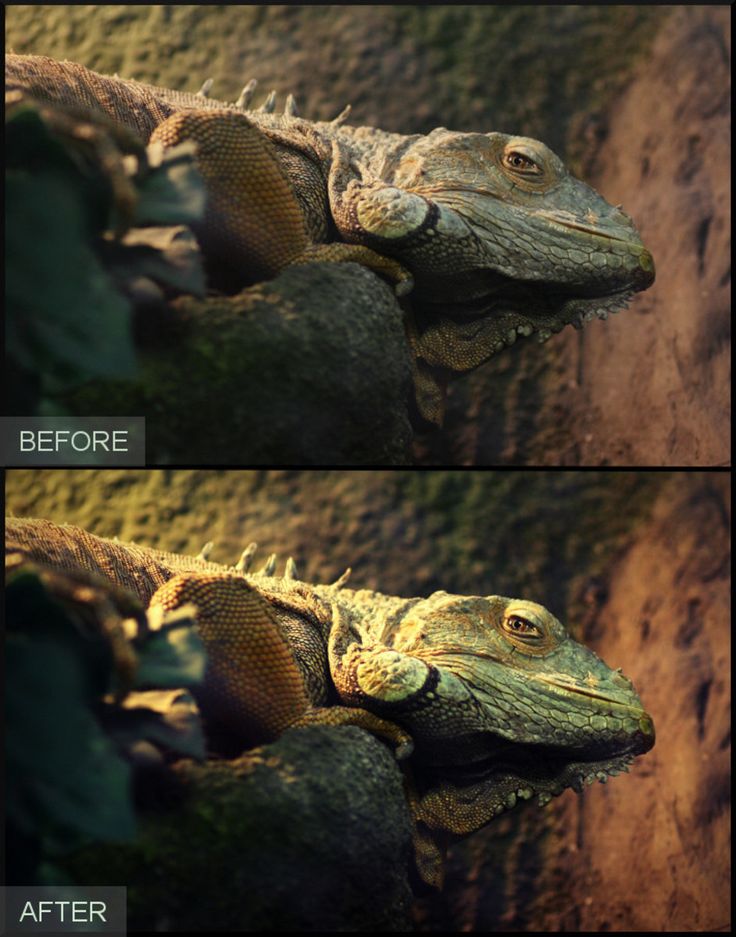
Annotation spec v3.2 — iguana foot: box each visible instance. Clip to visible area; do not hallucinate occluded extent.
[291,704,414,759]
[294,243,413,296]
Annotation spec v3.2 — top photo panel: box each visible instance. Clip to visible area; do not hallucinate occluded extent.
[4,5,730,467]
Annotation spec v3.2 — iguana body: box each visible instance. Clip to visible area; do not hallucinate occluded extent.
[6,516,655,887]
[6,54,655,423]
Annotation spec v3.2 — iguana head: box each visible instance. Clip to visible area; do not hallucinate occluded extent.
[383,591,654,801]
[332,128,655,413]
[344,128,653,323]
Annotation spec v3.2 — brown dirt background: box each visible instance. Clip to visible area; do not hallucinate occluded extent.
[5,5,730,466]
[4,468,730,930]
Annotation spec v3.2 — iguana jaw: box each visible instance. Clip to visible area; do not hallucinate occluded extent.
[421,744,642,814]
[413,273,640,367]
[407,202,654,368]
[415,706,653,820]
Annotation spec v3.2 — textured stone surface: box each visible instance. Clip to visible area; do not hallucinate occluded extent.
[68,263,413,464]
[66,726,413,931]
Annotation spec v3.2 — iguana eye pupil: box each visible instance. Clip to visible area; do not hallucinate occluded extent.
[508,615,534,632]
[505,151,538,173]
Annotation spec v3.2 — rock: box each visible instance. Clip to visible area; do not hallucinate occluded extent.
[66,726,414,930]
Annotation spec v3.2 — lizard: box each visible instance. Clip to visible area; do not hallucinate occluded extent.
[6,515,655,889]
[5,53,656,424]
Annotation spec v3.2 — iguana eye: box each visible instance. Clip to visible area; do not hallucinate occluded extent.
[504,615,542,638]
[503,150,541,175]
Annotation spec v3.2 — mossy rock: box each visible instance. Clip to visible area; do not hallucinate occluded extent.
[64,726,414,931]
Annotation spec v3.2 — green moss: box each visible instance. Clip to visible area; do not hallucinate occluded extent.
[6,470,667,629]
[7,5,665,160]
[63,729,412,930]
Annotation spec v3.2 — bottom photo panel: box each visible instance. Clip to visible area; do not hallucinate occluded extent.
[4,469,729,933]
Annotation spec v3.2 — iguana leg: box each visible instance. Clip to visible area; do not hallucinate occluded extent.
[150,111,413,292]
[404,312,448,425]
[400,764,450,890]
[150,111,310,281]
[150,573,413,756]
[149,573,312,742]
[402,772,530,890]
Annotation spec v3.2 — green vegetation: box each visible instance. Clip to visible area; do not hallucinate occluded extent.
[5,560,206,884]
[5,96,205,415]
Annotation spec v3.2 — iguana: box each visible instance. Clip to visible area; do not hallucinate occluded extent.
[5,54,656,424]
[6,516,655,889]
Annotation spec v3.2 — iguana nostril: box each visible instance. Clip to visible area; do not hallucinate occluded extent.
[640,248,656,279]
[609,206,634,226]
[641,713,655,738]
[612,669,634,690]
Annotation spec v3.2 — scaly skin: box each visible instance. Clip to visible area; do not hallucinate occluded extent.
[6,53,656,424]
[6,516,655,887]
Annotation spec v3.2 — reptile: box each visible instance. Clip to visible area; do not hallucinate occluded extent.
[5,53,656,424]
[6,515,655,889]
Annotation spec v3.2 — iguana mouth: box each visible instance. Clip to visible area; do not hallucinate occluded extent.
[528,671,655,716]
[536,681,651,717]
[546,218,636,243]
[438,191,641,246]
[420,278,637,318]
[534,207,644,243]
[447,737,646,772]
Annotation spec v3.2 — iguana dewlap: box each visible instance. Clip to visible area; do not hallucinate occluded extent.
[5,54,656,423]
[6,517,655,888]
